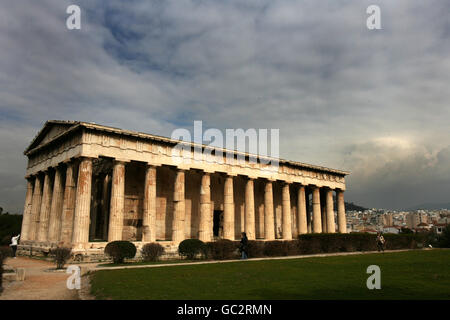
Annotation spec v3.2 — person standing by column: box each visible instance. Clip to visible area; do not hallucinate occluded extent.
[376,232,385,252]
[239,232,248,259]
[10,234,20,258]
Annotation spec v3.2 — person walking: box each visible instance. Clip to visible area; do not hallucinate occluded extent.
[376,232,385,252]
[10,234,20,258]
[239,232,248,260]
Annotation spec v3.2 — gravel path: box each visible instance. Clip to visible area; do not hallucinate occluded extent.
[0,257,79,300]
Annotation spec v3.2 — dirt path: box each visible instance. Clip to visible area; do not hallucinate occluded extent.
[0,257,79,300]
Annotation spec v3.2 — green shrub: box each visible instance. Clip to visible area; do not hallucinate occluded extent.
[141,243,165,262]
[50,247,72,269]
[206,239,238,260]
[298,233,423,254]
[178,239,206,260]
[437,225,450,248]
[246,240,264,258]
[105,241,137,264]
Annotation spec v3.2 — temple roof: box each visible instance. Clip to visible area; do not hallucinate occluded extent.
[25,120,350,176]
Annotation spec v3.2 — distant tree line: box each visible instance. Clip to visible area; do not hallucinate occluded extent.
[344,202,369,212]
[0,207,22,246]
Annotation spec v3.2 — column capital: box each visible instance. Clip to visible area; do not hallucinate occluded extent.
[146,162,162,167]
[113,158,129,164]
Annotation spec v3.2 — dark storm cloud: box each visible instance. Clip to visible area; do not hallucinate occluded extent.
[0,0,449,211]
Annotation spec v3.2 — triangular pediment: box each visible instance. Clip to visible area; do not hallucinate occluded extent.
[24,120,79,154]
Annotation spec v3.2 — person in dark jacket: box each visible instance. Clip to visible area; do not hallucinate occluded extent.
[376,232,385,252]
[239,232,248,259]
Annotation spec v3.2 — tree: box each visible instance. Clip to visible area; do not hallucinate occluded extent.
[438,225,450,248]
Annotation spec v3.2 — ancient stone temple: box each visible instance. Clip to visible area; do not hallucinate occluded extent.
[19,120,349,257]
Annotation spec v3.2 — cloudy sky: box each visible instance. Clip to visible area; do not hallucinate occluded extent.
[0,0,449,212]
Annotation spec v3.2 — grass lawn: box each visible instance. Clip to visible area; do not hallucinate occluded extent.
[90,249,450,300]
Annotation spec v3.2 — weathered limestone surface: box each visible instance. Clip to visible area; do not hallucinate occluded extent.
[326,188,336,233]
[282,183,292,240]
[337,190,347,233]
[297,185,307,235]
[142,165,157,242]
[72,158,93,249]
[172,169,185,243]
[223,175,234,240]
[19,121,349,256]
[198,172,211,242]
[47,167,64,242]
[108,161,125,242]
[245,178,256,240]
[60,162,76,245]
[37,171,53,242]
[312,186,322,233]
[264,180,275,240]
[20,179,34,241]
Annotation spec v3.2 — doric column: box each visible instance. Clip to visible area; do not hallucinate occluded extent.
[72,158,93,249]
[223,175,235,240]
[326,188,336,233]
[321,190,327,233]
[245,178,256,240]
[20,177,34,241]
[143,165,157,242]
[101,174,111,239]
[336,189,347,233]
[108,160,126,242]
[282,182,292,240]
[198,172,211,242]
[48,166,65,243]
[312,186,322,233]
[37,170,53,242]
[60,162,77,245]
[29,175,43,241]
[264,180,275,240]
[306,188,312,233]
[297,185,307,235]
[172,169,185,243]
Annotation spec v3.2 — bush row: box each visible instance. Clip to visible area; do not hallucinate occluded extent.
[102,232,429,265]
[177,233,426,260]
